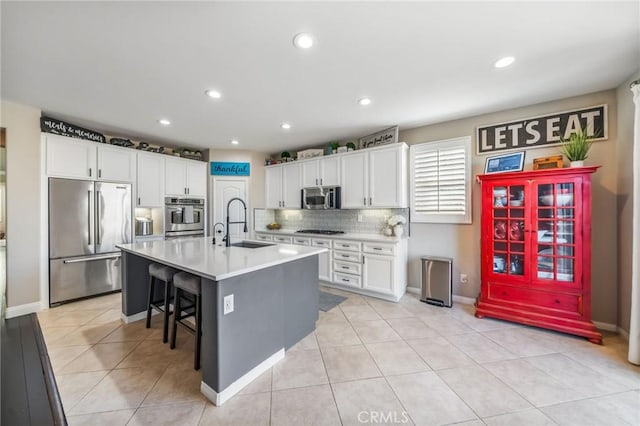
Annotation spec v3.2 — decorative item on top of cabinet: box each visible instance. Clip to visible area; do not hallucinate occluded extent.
[475,166,602,344]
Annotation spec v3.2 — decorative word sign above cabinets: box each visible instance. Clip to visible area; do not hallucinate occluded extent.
[264,143,408,210]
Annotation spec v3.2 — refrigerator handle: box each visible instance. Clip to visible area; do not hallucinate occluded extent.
[87,191,92,245]
[96,190,101,245]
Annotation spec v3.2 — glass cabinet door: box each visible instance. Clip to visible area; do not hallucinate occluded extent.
[533,179,581,285]
[489,183,527,279]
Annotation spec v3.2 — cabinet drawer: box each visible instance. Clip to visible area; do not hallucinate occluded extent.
[333,250,361,263]
[312,238,333,248]
[488,283,581,315]
[363,242,395,256]
[255,234,273,242]
[273,235,293,244]
[292,237,311,246]
[334,260,361,276]
[333,241,361,252]
[334,272,361,288]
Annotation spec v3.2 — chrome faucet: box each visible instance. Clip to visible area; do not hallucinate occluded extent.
[223,197,248,247]
[212,222,225,245]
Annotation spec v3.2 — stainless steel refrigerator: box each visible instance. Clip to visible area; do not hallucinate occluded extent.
[49,178,132,305]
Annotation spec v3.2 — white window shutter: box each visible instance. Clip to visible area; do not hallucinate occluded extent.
[410,136,472,224]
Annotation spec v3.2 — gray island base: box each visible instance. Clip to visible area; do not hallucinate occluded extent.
[117,238,324,405]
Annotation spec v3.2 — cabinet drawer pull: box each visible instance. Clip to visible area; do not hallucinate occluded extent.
[341,254,349,257]
[342,278,350,282]
[342,244,349,247]
[373,247,382,251]
[89,168,92,177]
[98,169,102,178]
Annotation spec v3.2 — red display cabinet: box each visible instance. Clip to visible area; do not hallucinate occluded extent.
[475,166,602,344]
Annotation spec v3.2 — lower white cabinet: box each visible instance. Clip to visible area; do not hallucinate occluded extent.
[255,232,408,301]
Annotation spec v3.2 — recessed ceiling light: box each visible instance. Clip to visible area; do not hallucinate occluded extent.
[158,119,171,126]
[494,56,515,68]
[293,33,314,49]
[231,139,239,145]
[205,89,222,99]
[281,122,291,130]
[358,97,372,106]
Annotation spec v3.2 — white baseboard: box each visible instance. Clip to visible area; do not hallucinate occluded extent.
[406,287,419,295]
[593,321,618,332]
[121,310,158,324]
[617,327,630,341]
[201,348,285,406]
[453,295,476,305]
[5,301,42,319]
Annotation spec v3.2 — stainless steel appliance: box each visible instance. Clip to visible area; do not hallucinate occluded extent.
[164,197,205,239]
[301,186,341,210]
[135,217,153,236]
[420,256,453,307]
[49,178,132,305]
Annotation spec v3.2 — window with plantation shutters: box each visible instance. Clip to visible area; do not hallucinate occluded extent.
[410,136,472,224]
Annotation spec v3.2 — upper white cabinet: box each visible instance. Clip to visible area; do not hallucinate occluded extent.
[340,143,408,209]
[45,134,135,182]
[165,157,206,197]
[265,163,301,209]
[46,134,97,179]
[97,144,136,182]
[301,156,341,187]
[137,152,165,207]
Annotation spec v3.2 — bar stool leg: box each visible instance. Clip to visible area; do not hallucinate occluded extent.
[170,286,181,350]
[162,280,172,343]
[194,294,202,370]
[145,275,155,329]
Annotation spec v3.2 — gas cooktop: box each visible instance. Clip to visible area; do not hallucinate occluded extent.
[295,229,345,235]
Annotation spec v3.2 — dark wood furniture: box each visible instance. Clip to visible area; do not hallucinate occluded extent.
[476,166,602,344]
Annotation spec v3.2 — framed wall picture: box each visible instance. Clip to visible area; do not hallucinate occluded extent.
[484,151,525,174]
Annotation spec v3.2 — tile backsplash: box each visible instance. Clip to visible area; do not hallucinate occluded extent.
[254,208,409,235]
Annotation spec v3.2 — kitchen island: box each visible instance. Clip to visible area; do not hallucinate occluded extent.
[117,237,326,405]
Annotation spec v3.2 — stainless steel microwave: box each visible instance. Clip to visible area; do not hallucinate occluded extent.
[301,186,341,210]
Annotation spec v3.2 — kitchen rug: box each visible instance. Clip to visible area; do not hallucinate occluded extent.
[319,291,347,312]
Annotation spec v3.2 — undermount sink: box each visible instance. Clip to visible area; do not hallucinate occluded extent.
[230,241,275,249]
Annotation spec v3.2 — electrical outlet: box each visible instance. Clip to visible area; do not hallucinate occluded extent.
[357,215,363,222]
[223,294,234,315]
[460,274,469,284]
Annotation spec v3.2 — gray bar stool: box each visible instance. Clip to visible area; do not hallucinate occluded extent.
[146,263,179,343]
[170,271,202,370]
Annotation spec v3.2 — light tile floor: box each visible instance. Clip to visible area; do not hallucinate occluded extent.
[38,288,640,425]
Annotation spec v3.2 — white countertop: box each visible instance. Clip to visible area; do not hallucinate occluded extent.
[117,237,327,281]
[255,229,405,243]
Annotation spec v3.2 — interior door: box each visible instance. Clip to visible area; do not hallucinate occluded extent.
[213,178,248,242]
[49,178,95,258]
[95,182,132,253]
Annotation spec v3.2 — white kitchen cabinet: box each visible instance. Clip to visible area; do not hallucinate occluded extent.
[97,144,136,182]
[45,134,98,179]
[165,157,206,197]
[340,143,408,209]
[362,253,395,295]
[45,134,136,183]
[264,163,301,209]
[340,152,368,208]
[136,152,165,207]
[301,156,341,187]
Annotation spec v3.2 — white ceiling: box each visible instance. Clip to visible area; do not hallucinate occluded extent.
[2,1,638,153]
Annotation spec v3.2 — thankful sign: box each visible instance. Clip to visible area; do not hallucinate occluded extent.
[476,105,607,154]
[210,162,250,176]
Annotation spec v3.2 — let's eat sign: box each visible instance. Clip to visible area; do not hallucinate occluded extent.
[476,104,607,155]
[210,162,250,176]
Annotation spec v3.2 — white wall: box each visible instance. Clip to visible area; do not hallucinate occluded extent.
[0,101,43,308]
[616,70,640,333]
[400,90,620,325]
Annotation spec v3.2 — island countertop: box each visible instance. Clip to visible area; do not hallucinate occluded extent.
[117,237,327,281]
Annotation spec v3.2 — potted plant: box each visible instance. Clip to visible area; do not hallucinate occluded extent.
[346,141,356,152]
[281,151,291,162]
[328,142,340,154]
[387,215,407,237]
[559,130,597,167]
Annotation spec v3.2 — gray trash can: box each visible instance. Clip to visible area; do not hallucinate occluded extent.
[420,256,453,307]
